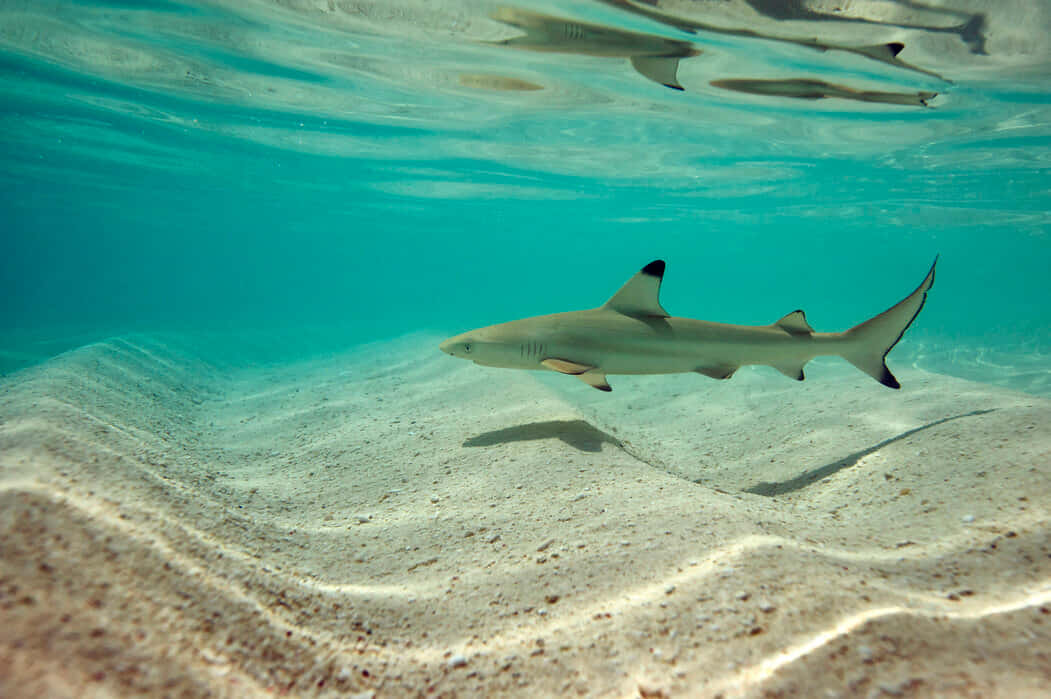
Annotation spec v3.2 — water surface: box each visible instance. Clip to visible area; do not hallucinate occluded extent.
[1,0,1049,376]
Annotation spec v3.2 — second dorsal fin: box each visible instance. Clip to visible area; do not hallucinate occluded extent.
[774,310,814,335]
[603,260,669,318]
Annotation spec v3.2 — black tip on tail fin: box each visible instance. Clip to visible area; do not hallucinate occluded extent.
[879,366,901,389]
[842,256,937,389]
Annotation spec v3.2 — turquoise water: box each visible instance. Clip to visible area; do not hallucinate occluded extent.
[1,0,1049,376]
[3,4,1051,696]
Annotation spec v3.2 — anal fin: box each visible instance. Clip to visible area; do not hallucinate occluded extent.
[772,361,807,381]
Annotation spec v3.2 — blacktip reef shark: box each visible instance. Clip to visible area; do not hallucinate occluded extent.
[440,258,937,392]
[490,7,700,90]
[710,78,938,107]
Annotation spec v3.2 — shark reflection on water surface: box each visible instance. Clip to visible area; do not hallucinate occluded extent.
[489,7,700,90]
[711,78,938,107]
[483,1,968,102]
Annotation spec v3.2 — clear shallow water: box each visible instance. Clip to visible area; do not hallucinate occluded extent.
[1,0,1050,374]
[3,5,1051,695]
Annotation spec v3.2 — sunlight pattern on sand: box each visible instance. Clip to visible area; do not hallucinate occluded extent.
[2,334,1048,695]
[2,1,1050,696]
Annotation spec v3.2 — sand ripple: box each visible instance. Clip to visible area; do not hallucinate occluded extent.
[1,334,1049,696]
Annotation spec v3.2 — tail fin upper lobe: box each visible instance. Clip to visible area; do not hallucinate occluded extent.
[841,257,937,389]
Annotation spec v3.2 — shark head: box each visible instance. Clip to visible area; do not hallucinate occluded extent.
[439,331,480,359]
[440,327,506,367]
[440,322,543,368]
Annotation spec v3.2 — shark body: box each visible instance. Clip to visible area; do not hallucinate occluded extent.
[710,78,937,107]
[490,7,700,90]
[440,259,936,392]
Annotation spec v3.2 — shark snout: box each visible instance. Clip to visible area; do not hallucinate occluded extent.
[440,332,480,359]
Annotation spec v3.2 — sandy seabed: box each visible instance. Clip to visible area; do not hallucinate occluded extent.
[0,332,1048,698]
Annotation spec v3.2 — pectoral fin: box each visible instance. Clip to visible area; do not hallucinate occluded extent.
[542,358,594,375]
[577,371,612,392]
[541,359,611,391]
[696,365,738,380]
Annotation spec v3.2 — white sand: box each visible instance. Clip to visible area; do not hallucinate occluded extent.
[0,332,1048,697]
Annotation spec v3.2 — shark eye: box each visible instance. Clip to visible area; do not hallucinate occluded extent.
[463,343,471,353]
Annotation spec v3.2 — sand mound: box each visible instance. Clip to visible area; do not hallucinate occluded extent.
[1,333,1048,697]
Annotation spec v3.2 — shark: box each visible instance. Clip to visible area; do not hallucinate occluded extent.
[710,78,938,107]
[440,258,936,392]
[490,7,700,90]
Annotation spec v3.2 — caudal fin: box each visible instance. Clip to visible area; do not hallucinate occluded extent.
[841,257,937,389]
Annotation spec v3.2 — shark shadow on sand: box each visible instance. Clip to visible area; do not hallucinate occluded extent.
[464,419,623,453]
[742,409,996,497]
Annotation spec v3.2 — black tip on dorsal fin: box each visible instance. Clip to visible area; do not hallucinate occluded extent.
[603,260,669,317]
[641,260,665,278]
[887,42,905,57]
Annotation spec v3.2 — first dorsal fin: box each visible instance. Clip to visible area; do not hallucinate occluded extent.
[857,42,906,60]
[774,310,814,335]
[603,260,669,317]
[630,56,686,91]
